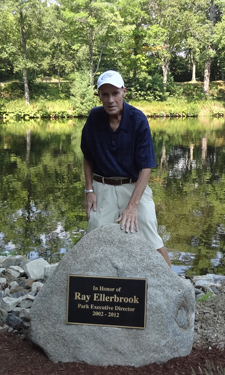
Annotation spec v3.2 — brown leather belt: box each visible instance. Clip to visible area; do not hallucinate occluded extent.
[93,175,137,185]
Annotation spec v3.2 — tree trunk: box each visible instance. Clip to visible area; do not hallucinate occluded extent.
[203,1,217,95]
[188,143,194,170]
[89,27,94,86]
[191,59,196,82]
[20,9,30,105]
[57,44,61,88]
[202,136,207,167]
[26,129,31,166]
[58,69,61,88]
[160,142,167,170]
[23,68,30,105]
[161,57,169,92]
[203,57,211,95]
[132,67,137,86]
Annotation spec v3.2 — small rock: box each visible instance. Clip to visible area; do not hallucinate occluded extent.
[6,313,23,330]
[211,287,220,295]
[19,279,34,289]
[20,259,31,270]
[0,324,9,334]
[195,288,203,295]
[9,266,25,276]
[0,256,7,264]
[0,297,23,312]
[7,269,20,278]
[22,321,30,329]
[1,256,24,268]
[10,286,27,295]
[1,270,17,283]
[0,268,6,274]
[20,294,35,302]
[196,293,206,300]
[9,281,19,290]
[19,308,30,322]
[10,291,26,299]
[31,282,43,294]
[4,288,11,297]
[0,308,8,323]
[19,299,33,309]
[195,279,221,288]
[193,274,215,283]
[11,307,22,317]
[23,258,49,280]
[0,278,6,287]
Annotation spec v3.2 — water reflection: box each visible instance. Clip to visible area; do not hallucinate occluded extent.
[0,117,225,276]
[149,117,225,275]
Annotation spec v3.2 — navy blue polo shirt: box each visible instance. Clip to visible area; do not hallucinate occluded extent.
[81,101,156,179]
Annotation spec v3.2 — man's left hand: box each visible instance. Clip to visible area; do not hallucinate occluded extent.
[116,205,138,233]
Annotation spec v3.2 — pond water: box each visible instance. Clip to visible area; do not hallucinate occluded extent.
[0,116,225,276]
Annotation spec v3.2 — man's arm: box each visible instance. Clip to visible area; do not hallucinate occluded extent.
[116,168,151,233]
[83,157,97,219]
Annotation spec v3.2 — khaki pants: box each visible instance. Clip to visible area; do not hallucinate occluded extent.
[88,180,164,251]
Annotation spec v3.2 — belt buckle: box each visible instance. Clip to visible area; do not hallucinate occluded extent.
[102,177,105,184]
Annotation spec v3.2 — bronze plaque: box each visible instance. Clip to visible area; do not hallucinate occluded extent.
[67,275,147,329]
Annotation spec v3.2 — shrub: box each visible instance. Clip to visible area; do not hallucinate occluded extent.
[70,71,98,116]
[0,81,24,99]
[29,82,70,100]
[127,72,165,101]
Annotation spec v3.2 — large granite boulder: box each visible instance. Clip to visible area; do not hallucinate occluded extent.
[30,224,195,367]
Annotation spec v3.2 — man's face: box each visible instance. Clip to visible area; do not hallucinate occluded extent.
[98,84,127,116]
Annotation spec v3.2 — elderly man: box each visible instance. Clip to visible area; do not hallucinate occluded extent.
[81,70,171,267]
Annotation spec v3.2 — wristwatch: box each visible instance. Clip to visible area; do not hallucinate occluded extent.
[84,189,94,194]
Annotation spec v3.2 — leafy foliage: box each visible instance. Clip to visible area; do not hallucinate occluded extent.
[70,71,99,116]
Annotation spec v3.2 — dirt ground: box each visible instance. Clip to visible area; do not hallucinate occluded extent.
[1,292,225,375]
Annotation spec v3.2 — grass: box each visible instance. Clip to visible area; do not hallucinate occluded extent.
[196,292,216,303]
[191,360,225,375]
[130,97,225,118]
[0,99,76,120]
[1,80,225,119]
[1,97,225,120]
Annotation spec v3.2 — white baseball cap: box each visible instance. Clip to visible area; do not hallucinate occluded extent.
[97,70,125,90]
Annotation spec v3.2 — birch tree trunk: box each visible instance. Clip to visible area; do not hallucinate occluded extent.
[161,56,169,92]
[202,135,207,167]
[191,59,196,82]
[20,9,30,105]
[203,56,211,95]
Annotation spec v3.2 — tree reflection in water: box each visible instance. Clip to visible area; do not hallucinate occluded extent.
[0,117,224,276]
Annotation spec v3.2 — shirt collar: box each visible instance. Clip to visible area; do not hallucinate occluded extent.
[100,101,130,132]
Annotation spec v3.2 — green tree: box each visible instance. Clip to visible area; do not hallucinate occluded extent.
[117,0,149,89]
[145,0,187,91]
[37,3,80,86]
[60,0,121,85]
[214,13,225,80]
[183,0,211,82]
[0,0,48,104]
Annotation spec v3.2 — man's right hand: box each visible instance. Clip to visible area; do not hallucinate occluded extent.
[85,192,97,219]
